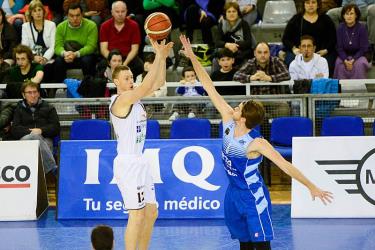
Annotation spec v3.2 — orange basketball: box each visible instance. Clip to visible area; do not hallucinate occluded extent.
[144,12,172,41]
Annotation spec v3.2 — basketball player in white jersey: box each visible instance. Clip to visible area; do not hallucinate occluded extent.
[110,39,173,250]
[180,35,333,250]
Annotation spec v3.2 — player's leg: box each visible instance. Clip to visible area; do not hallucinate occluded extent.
[138,203,158,250]
[125,208,146,250]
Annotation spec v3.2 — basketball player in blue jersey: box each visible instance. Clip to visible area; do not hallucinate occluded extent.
[110,38,173,250]
[180,35,333,250]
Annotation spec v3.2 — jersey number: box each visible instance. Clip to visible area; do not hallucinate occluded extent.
[137,191,145,204]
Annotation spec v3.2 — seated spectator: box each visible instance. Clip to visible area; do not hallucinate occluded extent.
[282,0,336,76]
[230,0,258,27]
[100,1,143,79]
[0,101,17,140]
[91,225,114,250]
[2,0,25,42]
[4,44,44,98]
[211,1,253,70]
[104,49,122,83]
[37,0,64,24]
[54,3,97,83]
[0,7,18,65]
[18,0,54,22]
[179,0,225,45]
[169,66,206,121]
[327,0,375,48]
[334,4,371,79]
[11,81,60,176]
[289,35,329,80]
[63,0,110,27]
[211,48,245,95]
[233,42,291,94]
[21,0,55,83]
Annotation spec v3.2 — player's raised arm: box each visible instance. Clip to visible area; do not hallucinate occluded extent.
[179,35,233,122]
[149,39,173,91]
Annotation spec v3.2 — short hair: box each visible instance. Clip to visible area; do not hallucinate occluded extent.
[13,44,34,62]
[341,4,361,21]
[21,80,40,93]
[254,42,270,51]
[112,0,126,11]
[302,0,322,14]
[217,48,235,59]
[67,2,82,14]
[27,1,46,22]
[182,66,195,77]
[223,2,242,18]
[241,100,265,129]
[144,53,156,63]
[91,225,114,250]
[300,35,315,46]
[112,65,130,80]
[107,49,122,62]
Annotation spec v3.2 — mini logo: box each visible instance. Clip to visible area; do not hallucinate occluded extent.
[316,148,375,205]
[238,140,245,145]
[254,232,259,238]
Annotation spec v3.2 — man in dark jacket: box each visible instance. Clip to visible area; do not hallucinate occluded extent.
[11,81,60,175]
[0,102,17,140]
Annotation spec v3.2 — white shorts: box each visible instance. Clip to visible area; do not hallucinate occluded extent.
[113,154,156,210]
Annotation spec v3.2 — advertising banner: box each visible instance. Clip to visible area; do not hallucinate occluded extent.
[0,140,48,221]
[292,136,375,218]
[57,139,228,219]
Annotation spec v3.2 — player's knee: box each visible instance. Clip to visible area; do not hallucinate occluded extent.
[128,210,146,226]
[145,207,158,222]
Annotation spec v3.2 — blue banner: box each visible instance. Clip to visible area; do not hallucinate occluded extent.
[57,139,229,219]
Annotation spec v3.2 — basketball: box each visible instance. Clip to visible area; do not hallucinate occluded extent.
[144,12,172,41]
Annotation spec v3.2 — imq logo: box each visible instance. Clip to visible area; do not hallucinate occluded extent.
[316,148,375,205]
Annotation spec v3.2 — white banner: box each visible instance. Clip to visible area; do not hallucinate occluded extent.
[0,140,47,221]
[291,136,375,218]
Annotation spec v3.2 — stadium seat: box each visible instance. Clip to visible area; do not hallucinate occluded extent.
[170,118,211,139]
[321,116,364,136]
[70,119,111,140]
[262,1,297,24]
[146,120,160,139]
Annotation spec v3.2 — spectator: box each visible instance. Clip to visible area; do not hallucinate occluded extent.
[327,0,375,47]
[63,0,110,27]
[282,0,336,76]
[11,81,60,176]
[5,44,44,98]
[0,7,18,65]
[334,4,370,79]
[54,3,97,83]
[211,1,253,70]
[211,48,245,95]
[100,1,143,79]
[233,42,291,95]
[35,0,64,24]
[21,0,55,83]
[169,66,206,120]
[2,0,25,42]
[104,49,122,83]
[289,35,329,80]
[179,0,225,45]
[0,101,17,140]
[91,225,114,250]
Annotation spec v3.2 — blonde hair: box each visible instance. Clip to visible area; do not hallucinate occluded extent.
[26,0,46,22]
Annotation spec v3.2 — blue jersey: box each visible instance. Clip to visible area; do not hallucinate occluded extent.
[222,120,264,190]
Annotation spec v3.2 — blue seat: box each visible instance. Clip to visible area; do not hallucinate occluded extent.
[146,120,160,139]
[218,121,261,138]
[70,119,111,140]
[321,116,364,136]
[170,118,211,139]
[270,117,313,159]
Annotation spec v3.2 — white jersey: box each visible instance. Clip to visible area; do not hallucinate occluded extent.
[109,95,147,155]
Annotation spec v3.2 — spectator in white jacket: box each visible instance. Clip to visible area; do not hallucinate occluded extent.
[289,35,329,80]
[21,1,55,84]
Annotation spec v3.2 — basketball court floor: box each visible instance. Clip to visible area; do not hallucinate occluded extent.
[0,204,374,250]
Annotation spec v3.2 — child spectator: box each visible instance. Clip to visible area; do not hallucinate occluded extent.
[169,66,206,121]
[210,48,245,95]
[91,225,114,250]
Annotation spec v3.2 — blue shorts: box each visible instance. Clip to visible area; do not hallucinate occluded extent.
[224,184,274,242]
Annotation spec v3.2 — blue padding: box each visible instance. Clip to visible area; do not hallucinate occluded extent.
[146,120,160,139]
[274,146,292,159]
[70,119,111,140]
[170,118,211,139]
[321,116,364,136]
[270,117,313,146]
